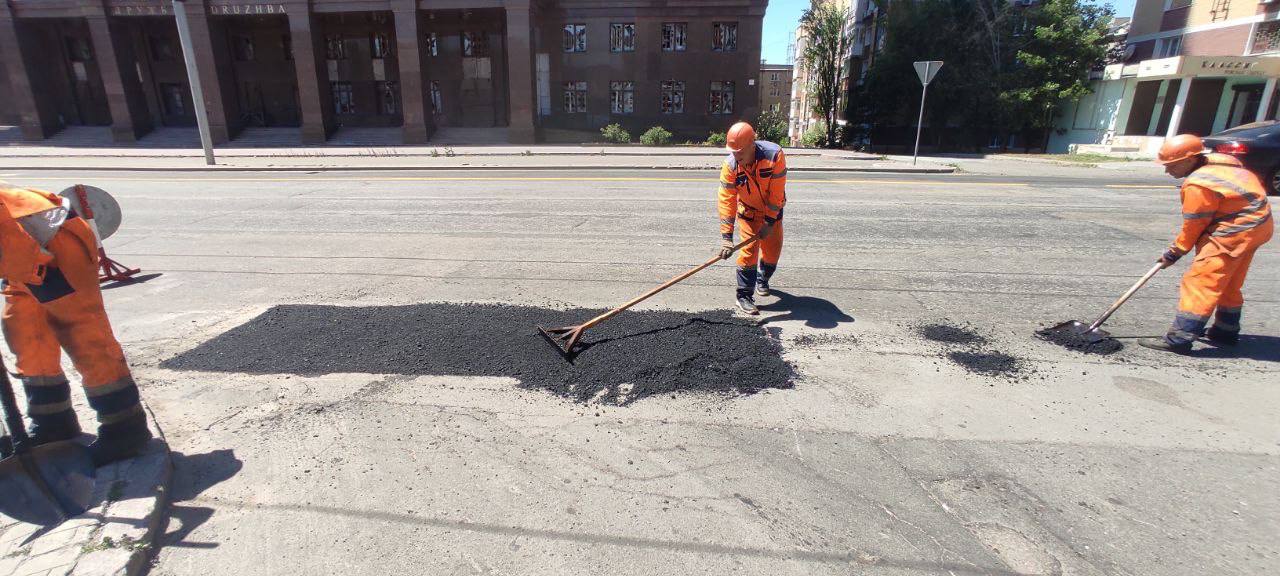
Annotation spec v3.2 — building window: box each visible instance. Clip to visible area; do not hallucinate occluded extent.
[377,81,398,115]
[332,82,355,115]
[563,81,587,113]
[325,35,346,60]
[430,80,442,112]
[1155,35,1182,58]
[662,23,687,52]
[712,22,737,52]
[563,24,587,53]
[149,35,178,62]
[463,32,488,57]
[160,83,186,116]
[282,34,293,61]
[233,35,255,62]
[709,81,734,114]
[769,72,780,82]
[426,32,438,57]
[610,81,634,114]
[610,23,635,52]
[371,33,392,59]
[65,37,92,62]
[1252,21,1280,54]
[661,80,685,114]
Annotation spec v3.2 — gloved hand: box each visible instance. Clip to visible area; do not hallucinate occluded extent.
[1158,247,1183,268]
[717,237,735,260]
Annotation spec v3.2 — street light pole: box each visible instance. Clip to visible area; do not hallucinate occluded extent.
[172,0,215,165]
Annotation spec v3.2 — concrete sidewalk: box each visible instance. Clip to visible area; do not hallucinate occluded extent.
[0,146,956,173]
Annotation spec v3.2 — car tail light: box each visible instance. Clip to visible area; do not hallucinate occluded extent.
[1214,141,1249,155]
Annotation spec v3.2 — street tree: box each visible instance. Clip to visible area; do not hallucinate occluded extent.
[799,1,851,148]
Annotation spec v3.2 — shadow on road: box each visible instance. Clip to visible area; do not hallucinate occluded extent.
[758,290,855,329]
[1195,335,1280,362]
[101,273,164,291]
[153,449,243,553]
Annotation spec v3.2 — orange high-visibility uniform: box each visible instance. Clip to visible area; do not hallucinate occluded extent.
[719,140,787,297]
[1,183,142,444]
[1164,153,1273,344]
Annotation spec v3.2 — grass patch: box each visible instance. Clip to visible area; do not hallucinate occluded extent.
[81,535,148,554]
[1024,153,1135,164]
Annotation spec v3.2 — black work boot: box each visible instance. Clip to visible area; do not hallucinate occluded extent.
[1138,338,1193,354]
[89,410,152,467]
[22,375,83,445]
[1204,326,1240,346]
[1,435,13,459]
[735,296,759,316]
[86,377,152,466]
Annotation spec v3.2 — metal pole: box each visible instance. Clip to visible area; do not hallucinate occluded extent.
[912,63,930,166]
[172,0,215,165]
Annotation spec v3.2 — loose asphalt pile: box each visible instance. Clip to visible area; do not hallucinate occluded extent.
[916,322,1031,380]
[163,303,794,405]
[1035,326,1125,355]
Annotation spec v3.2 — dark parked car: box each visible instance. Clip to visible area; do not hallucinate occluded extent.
[1202,121,1280,196]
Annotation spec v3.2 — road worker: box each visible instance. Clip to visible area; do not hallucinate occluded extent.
[716,121,788,315]
[1140,135,1273,353]
[0,181,151,465]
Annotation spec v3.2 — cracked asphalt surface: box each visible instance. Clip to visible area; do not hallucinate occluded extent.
[4,165,1277,575]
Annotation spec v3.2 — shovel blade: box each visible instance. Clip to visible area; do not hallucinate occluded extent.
[0,441,96,525]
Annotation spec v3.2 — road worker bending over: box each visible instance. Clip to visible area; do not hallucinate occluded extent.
[716,121,788,315]
[1140,135,1273,354]
[0,181,151,465]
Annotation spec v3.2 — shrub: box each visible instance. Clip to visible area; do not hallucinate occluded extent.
[753,108,789,144]
[600,123,632,144]
[799,123,827,148]
[639,126,674,146]
[705,131,727,147]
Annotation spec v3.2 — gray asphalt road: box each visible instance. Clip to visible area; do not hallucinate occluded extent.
[4,167,1276,575]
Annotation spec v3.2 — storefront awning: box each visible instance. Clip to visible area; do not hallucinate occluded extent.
[1104,55,1280,81]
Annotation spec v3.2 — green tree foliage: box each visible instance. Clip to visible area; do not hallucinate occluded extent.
[799,1,850,148]
[856,0,1111,151]
[753,108,790,144]
[600,123,632,144]
[640,126,674,146]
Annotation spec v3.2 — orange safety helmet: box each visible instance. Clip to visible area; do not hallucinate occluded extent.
[1157,134,1205,165]
[726,121,757,152]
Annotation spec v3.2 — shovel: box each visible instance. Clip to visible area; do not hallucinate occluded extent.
[0,363,96,526]
[539,235,761,360]
[1037,262,1164,347]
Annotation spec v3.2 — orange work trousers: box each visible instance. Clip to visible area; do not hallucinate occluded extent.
[736,213,784,269]
[2,218,132,390]
[1168,224,1272,343]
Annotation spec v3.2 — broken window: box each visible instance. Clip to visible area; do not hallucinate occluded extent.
[662,23,687,52]
[332,82,355,115]
[610,23,635,52]
[426,32,438,57]
[378,81,398,115]
[463,31,489,57]
[610,81,634,114]
[709,81,734,114]
[563,81,587,113]
[325,35,346,60]
[430,80,443,113]
[712,22,737,52]
[371,33,392,59]
[661,81,685,114]
[563,24,587,53]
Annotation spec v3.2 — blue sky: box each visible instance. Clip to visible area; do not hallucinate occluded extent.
[761,0,1139,65]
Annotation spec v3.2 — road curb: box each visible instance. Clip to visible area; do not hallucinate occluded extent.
[0,164,955,174]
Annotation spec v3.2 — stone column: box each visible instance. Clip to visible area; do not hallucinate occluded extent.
[1257,77,1276,123]
[1164,78,1192,139]
[286,1,333,143]
[393,0,428,144]
[86,5,152,142]
[505,0,536,143]
[181,0,233,143]
[0,3,55,139]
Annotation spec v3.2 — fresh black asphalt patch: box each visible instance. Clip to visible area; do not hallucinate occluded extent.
[918,323,987,346]
[163,303,794,405]
[1035,326,1125,355]
[915,321,1030,380]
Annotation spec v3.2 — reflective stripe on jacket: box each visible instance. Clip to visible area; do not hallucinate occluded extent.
[718,140,787,239]
[1173,153,1273,253]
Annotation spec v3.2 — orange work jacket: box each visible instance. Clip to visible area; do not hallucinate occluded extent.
[718,140,787,238]
[1172,153,1273,255]
[0,183,62,285]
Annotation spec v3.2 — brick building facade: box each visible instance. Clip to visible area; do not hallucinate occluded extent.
[0,0,767,145]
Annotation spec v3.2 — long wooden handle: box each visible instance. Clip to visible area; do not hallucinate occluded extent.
[1088,262,1163,332]
[578,235,762,331]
